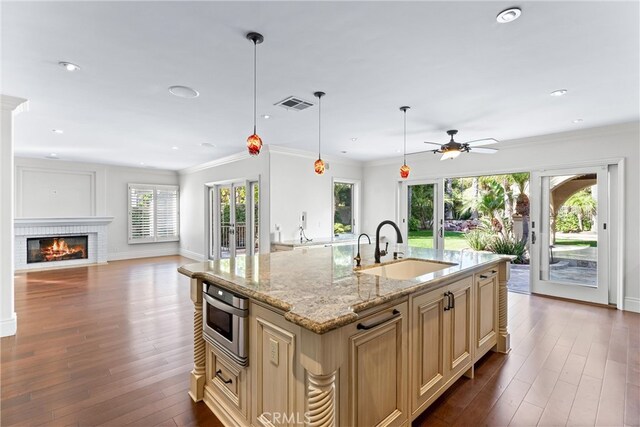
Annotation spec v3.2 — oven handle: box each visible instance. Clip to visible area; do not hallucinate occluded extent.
[203,292,248,318]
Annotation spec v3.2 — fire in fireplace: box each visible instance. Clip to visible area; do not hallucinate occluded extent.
[27,235,88,264]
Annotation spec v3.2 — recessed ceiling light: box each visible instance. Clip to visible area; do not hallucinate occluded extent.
[46,153,59,159]
[573,119,584,123]
[350,138,358,142]
[200,142,216,148]
[168,85,199,98]
[139,162,145,166]
[52,129,64,134]
[171,146,179,150]
[341,150,348,154]
[496,7,521,23]
[396,149,401,153]
[550,89,568,97]
[262,115,270,119]
[58,61,80,71]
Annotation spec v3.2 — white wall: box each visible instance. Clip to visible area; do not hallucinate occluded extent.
[269,148,364,242]
[178,151,270,260]
[362,122,640,311]
[14,157,180,260]
[1,95,28,337]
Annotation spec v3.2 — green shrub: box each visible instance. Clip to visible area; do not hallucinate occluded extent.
[334,223,352,234]
[408,217,420,232]
[488,235,528,264]
[556,210,579,233]
[465,229,494,251]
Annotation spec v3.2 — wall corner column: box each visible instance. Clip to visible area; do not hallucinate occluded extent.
[497,260,511,353]
[1,95,28,338]
[188,277,205,401]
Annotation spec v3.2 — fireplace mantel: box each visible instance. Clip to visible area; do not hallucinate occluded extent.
[14,217,114,228]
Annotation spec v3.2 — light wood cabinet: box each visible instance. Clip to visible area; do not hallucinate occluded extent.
[474,268,499,361]
[344,302,408,427]
[410,277,473,416]
[204,342,250,427]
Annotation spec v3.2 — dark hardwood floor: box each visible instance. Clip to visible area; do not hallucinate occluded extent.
[1,256,638,426]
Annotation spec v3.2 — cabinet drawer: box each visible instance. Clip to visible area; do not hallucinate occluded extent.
[205,343,249,423]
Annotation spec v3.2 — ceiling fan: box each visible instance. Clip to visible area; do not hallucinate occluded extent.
[423,130,499,161]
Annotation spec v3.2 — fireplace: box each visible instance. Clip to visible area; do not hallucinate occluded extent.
[27,235,89,264]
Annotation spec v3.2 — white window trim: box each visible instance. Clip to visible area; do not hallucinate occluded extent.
[128,183,180,244]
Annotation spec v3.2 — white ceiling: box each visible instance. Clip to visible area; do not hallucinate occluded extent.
[2,1,638,170]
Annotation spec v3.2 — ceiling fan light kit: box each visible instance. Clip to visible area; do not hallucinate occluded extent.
[422,129,499,160]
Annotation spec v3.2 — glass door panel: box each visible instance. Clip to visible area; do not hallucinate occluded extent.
[401,180,442,250]
[530,166,608,304]
[219,186,233,259]
[234,185,247,256]
[334,182,355,237]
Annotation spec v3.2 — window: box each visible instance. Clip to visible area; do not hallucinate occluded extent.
[333,180,358,237]
[128,184,179,243]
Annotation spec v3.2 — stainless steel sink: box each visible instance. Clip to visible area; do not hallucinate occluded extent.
[358,259,457,280]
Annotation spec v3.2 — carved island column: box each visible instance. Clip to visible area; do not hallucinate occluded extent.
[497,261,511,353]
[189,277,205,401]
[307,371,337,427]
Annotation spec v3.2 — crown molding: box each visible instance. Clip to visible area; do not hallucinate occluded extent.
[178,149,257,175]
[0,94,29,114]
[363,121,640,168]
[268,145,364,167]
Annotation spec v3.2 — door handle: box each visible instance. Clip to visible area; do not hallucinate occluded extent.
[531,231,536,244]
[439,227,443,238]
[444,292,451,311]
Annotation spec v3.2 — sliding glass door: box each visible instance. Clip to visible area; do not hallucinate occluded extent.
[530,166,609,304]
[399,180,444,250]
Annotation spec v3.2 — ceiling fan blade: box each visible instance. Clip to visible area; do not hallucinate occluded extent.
[466,138,498,147]
[423,142,442,149]
[470,147,498,154]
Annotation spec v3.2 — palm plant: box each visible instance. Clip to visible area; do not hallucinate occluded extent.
[564,189,597,231]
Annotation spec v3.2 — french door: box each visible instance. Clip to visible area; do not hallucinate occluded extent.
[209,181,258,259]
[530,166,609,304]
[399,180,444,250]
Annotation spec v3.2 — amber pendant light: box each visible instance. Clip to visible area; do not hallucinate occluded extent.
[314,91,326,175]
[246,32,264,156]
[400,106,411,179]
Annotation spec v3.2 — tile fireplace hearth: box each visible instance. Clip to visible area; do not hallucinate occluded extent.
[14,217,114,271]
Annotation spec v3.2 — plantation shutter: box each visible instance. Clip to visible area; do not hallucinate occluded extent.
[128,184,179,243]
[156,186,179,241]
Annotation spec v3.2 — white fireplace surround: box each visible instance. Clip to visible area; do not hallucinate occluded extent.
[14,217,114,271]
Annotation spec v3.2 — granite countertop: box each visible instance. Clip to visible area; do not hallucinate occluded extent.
[179,245,510,334]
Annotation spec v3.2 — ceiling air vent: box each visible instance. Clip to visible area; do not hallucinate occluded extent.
[274,96,314,111]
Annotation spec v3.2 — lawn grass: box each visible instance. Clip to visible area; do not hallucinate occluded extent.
[554,238,597,248]
[408,230,469,251]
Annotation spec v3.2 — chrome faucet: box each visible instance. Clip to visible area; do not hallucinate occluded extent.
[374,220,403,264]
[354,233,371,267]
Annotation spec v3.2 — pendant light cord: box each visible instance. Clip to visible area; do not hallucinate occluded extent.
[318,96,322,158]
[253,40,257,135]
[403,109,407,165]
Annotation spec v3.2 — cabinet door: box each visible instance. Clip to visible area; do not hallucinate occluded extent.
[446,278,473,380]
[475,269,499,360]
[348,303,408,427]
[411,289,447,415]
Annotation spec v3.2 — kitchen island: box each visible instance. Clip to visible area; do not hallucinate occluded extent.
[179,245,511,427]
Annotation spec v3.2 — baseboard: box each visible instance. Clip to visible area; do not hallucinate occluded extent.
[107,248,179,261]
[624,297,640,313]
[179,248,205,262]
[0,314,17,337]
